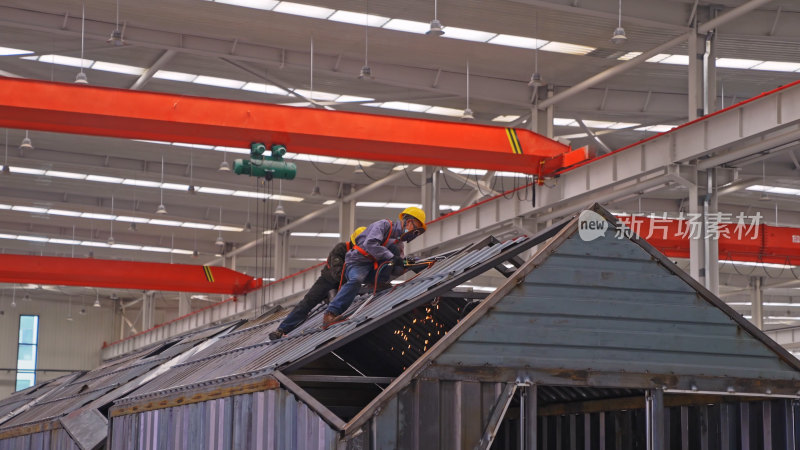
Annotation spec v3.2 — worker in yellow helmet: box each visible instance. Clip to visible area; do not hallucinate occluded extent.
[269,226,367,340]
[323,207,426,328]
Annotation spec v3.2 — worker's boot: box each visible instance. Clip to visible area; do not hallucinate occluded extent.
[268,329,285,340]
[322,312,339,329]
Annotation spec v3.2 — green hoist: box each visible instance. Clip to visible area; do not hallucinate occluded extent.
[233,143,297,180]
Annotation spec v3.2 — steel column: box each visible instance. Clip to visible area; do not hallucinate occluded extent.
[422,167,440,223]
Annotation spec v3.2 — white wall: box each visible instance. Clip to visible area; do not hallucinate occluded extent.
[0,296,116,398]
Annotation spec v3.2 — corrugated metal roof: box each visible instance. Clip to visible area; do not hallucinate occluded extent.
[436,227,800,381]
[118,236,532,403]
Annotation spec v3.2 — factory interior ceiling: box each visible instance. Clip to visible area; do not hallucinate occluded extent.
[1,0,800,331]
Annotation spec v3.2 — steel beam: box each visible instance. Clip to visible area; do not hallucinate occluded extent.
[0,77,580,175]
[0,253,261,294]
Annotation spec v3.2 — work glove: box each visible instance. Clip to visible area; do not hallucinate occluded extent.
[391,255,404,267]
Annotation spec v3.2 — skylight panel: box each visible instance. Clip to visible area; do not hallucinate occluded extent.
[659,55,689,65]
[122,179,162,187]
[232,191,269,199]
[197,187,236,195]
[0,46,33,55]
[214,0,279,10]
[12,206,48,214]
[45,170,86,179]
[442,27,497,42]
[91,61,145,75]
[8,167,46,175]
[379,102,431,112]
[282,102,313,107]
[715,58,762,69]
[0,233,17,239]
[492,115,520,123]
[148,219,183,226]
[38,54,93,68]
[172,142,214,150]
[609,122,641,129]
[751,61,800,72]
[81,213,116,220]
[17,236,48,242]
[540,41,595,55]
[112,244,143,250]
[85,175,124,183]
[328,10,390,27]
[241,82,289,95]
[293,89,339,101]
[617,51,642,61]
[214,225,244,232]
[646,53,671,63]
[447,168,488,176]
[273,2,335,19]
[153,70,198,82]
[553,118,578,127]
[335,95,375,103]
[323,200,336,205]
[272,194,304,202]
[142,246,171,253]
[181,222,216,229]
[214,146,250,154]
[382,19,431,34]
[487,34,546,49]
[160,183,191,191]
[115,216,149,223]
[49,238,82,245]
[48,209,82,217]
[426,106,464,117]
[193,76,246,89]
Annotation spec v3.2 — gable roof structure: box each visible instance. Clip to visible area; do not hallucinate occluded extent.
[345,203,800,435]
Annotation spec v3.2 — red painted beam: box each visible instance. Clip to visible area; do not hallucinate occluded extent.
[0,77,584,175]
[0,254,262,294]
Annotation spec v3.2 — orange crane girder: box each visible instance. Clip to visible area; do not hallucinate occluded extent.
[0,77,585,175]
[0,254,263,295]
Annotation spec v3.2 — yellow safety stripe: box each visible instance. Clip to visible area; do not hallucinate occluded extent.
[203,266,215,283]
[505,128,523,155]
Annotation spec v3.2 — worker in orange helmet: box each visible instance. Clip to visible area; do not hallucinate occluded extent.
[322,207,426,329]
[269,226,367,340]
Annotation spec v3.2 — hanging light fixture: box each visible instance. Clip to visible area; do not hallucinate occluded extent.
[359,1,373,79]
[3,129,9,174]
[10,285,16,308]
[93,291,101,307]
[156,155,167,214]
[528,13,545,87]
[610,0,627,44]
[310,178,321,197]
[67,297,74,321]
[107,0,126,46]
[426,0,445,36]
[274,180,286,215]
[244,200,252,232]
[218,150,230,171]
[20,130,33,151]
[129,193,138,230]
[188,151,197,193]
[760,161,770,201]
[76,2,89,84]
[107,194,116,245]
[215,207,226,247]
[462,59,474,121]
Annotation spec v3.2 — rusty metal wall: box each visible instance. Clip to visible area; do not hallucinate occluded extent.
[0,428,76,450]
[345,378,508,450]
[436,231,800,382]
[109,389,337,450]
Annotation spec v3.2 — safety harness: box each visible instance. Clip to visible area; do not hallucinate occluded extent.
[353,220,396,270]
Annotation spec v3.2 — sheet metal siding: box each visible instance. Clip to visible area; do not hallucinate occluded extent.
[362,379,506,450]
[436,232,800,381]
[122,238,526,401]
[0,429,75,450]
[109,390,336,450]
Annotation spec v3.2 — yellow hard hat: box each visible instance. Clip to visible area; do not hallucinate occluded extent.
[399,206,427,230]
[350,226,367,245]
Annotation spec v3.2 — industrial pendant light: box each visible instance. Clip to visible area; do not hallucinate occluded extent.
[310,178,321,197]
[10,285,16,308]
[20,130,33,151]
[188,151,197,193]
[759,161,770,201]
[244,200,252,232]
[359,0,373,79]
[426,0,445,36]
[76,2,89,84]
[66,297,74,321]
[129,192,138,230]
[93,291,101,308]
[215,207,225,247]
[462,60,474,121]
[528,13,545,87]
[274,180,286,215]
[156,155,167,214]
[107,194,116,245]
[107,0,126,46]
[218,150,230,171]
[610,0,627,44]
[3,129,9,174]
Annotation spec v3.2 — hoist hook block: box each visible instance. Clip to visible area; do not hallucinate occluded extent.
[233,142,297,180]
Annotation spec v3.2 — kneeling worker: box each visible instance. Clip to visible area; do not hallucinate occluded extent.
[322,207,426,328]
[269,226,366,340]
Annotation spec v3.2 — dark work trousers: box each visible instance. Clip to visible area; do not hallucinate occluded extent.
[277,274,339,333]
